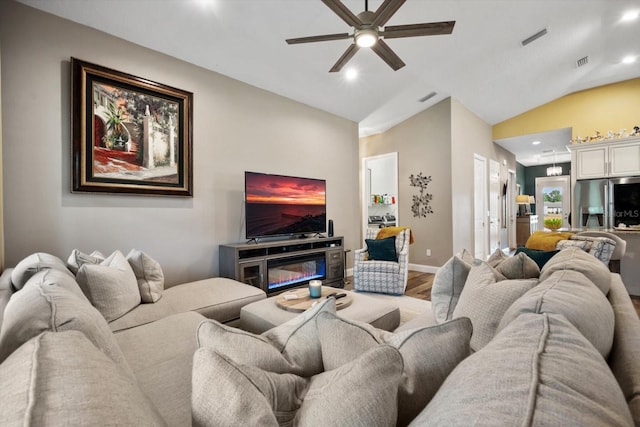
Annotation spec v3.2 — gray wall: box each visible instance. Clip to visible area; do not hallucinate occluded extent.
[360,99,453,267]
[0,1,360,286]
[451,99,516,255]
[360,97,517,269]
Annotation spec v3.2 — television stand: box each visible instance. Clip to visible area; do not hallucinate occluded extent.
[219,236,344,295]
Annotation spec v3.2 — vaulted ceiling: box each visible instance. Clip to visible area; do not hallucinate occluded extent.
[18,0,640,151]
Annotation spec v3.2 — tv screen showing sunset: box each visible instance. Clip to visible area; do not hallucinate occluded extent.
[245,172,326,238]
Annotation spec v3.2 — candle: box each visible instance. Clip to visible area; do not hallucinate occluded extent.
[308,280,322,298]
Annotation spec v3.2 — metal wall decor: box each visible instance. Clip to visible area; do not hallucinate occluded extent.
[409,172,434,218]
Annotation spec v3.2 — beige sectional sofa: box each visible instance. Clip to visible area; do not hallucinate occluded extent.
[1,247,639,426]
[0,251,265,426]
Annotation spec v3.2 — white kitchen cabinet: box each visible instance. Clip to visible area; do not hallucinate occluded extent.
[571,137,640,179]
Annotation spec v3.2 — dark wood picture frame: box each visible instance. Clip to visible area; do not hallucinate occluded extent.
[71,58,193,197]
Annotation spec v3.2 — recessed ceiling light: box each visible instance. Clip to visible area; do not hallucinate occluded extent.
[345,68,358,80]
[622,10,639,22]
[622,55,637,64]
[532,140,541,145]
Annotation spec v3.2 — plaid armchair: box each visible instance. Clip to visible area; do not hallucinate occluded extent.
[353,228,410,295]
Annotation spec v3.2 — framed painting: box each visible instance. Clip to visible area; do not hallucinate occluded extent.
[71,58,193,196]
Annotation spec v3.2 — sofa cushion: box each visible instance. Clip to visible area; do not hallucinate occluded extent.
[317,312,472,426]
[66,249,105,275]
[0,269,134,379]
[514,246,559,269]
[0,269,13,332]
[164,277,266,322]
[126,249,164,303]
[410,313,633,426]
[10,252,73,290]
[366,236,398,261]
[431,255,472,323]
[525,231,574,250]
[197,297,335,377]
[452,262,537,351]
[76,250,141,322]
[192,345,403,427]
[115,311,205,427]
[500,269,615,358]
[607,274,640,425]
[494,252,540,279]
[539,246,611,294]
[0,331,166,426]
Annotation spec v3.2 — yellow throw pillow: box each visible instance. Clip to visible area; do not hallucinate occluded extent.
[525,231,574,251]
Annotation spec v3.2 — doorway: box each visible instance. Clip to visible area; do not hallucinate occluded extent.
[473,154,488,259]
[535,175,571,230]
[361,152,399,239]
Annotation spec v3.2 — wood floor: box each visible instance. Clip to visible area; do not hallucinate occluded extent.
[346,271,640,319]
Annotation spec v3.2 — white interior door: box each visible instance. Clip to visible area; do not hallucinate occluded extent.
[473,154,488,259]
[489,159,500,254]
[535,175,571,230]
[508,170,517,249]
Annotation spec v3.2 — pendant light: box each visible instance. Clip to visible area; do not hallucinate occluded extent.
[547,150,562,176]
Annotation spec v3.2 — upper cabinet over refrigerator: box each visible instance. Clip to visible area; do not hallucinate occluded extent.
[571,137,640,180]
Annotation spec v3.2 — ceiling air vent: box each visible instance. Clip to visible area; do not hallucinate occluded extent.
[576,56,589,68]
[521,28,548,47]
[418,91,437,103]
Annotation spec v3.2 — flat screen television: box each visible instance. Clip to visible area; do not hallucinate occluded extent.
[245,171,327,239]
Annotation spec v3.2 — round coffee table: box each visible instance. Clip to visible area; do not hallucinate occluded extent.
[275,286,353,312]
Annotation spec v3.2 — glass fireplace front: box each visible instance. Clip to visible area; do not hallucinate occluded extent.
[267,253,326,294]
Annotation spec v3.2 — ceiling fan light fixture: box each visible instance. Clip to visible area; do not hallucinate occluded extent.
[355,28,378,48]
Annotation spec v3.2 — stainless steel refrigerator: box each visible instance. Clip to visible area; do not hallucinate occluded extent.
[573,179,610,229]
[574,177,640,229]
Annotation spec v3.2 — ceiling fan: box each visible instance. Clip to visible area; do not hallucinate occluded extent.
[286,0,455,72]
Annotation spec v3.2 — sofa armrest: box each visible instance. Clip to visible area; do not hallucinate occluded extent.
[607,273,640,425]
[0,268,15,332]
[354,248,368,262]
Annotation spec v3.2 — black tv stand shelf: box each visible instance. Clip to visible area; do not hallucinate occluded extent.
[219,236,344,295]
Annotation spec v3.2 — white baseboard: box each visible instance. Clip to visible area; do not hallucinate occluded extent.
[346,267,353,277]
[408,263,439,274]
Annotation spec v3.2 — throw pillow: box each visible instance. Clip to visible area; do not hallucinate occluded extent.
[452,262,537,351]
[196,297,336,377]
[191,345,403,427]
[317,312,472,426]
[0,331,165,425]
[556,239,592,251]
[126,249,164,303]
[498,269,615,358]
[66,249,105,275]
[431,255,473,323]
[514,247,559,269]
[487,248,508,267]
[494,252,540,279]
[365,236,397,261]
[525,231,574,251]
[539,247,611,294]
[411,313,633,426]
[76,250,141,322]
[0,269,135,379]
[10,252,73,290]
[569,235,617,264]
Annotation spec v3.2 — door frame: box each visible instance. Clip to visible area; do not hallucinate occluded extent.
[473,154,488,260]
[361,152,399,240]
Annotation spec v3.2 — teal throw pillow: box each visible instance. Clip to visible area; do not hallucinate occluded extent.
[365,236,397,262]
[515,247,559,269]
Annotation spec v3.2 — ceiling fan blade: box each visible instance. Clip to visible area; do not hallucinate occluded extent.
[286,33,351,44]
[329,44,360,73]
[371,39,405,71]
[371,0,406,28]
[321,0,362,27]
[383,21,455,39]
